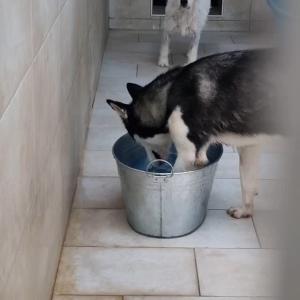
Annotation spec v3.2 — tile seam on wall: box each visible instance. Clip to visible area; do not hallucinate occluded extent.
[0,0,63,122]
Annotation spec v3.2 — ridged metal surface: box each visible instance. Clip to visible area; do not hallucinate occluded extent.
[113,134,223,238]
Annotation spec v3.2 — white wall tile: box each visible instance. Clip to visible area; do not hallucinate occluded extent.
[0,1,108,299]
[32,0,59,53]
[0,70,35,287]
[0,0,33,116]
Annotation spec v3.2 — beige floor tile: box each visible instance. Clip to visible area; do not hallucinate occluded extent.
[195,249,280,297]
[74,176,282,211]
[53,297,121,300]
[64,209,259,248]
[81,151,118,177]
[172,45,206,66]
[125,297,271,300]
[100,61,137,79]
[89,108,124,128]
[86,127,125,151]
[93,89,131,109]
[137,62,169,80]
[103,50,158,65]
[200,31,235,44]
[209,179,284,210]
[204,43,254,56]
[231,32,277,46]
[253,210,282,249]
[106,40,160,55]
[54,247,199,296]
[73,177,123,209]
[109,30,139,42]
[98,76,148,94]
[216,153,283,180]
[215,153,239,179]
[138,31,161,43]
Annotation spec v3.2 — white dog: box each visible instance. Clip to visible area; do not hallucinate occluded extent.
[158,0,211,67]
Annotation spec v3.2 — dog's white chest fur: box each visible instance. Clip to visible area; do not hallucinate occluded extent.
[164,0,210,36]
[159,0,210,67]
[168,9,194,36]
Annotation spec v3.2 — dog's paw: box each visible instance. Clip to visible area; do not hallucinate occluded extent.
[227,207,253,219]
[158,58,169,67]
[194,158,208,168]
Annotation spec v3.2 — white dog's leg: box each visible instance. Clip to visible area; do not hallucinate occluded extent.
[158,31,170,67]
[227,145,261,219]
[187,31,201,64]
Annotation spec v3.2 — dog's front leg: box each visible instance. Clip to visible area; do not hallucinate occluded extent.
[168,108,207,172]
[187,31,201,64]
[195,143,210,168]
[158,31,170,67]
[227,145,261,219]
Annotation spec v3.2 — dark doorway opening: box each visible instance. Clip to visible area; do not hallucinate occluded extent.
[151,0,223,16]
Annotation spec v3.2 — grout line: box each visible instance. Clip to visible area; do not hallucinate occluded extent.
[193,248,201,296]
[55,293,125,297]
[62,245,263,250]
[50,171,79,299]
[251,216,263,248]
[72,207,124,210]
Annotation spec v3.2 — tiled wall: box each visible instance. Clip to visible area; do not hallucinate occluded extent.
[109,0,273,31]
[0,1,108,299]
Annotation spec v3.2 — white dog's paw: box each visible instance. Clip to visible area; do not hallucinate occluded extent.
[158,57,169,67]
[227,207,253,219]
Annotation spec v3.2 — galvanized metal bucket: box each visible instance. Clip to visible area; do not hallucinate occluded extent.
[113,134,223,238]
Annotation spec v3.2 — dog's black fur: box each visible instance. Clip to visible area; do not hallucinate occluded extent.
[108,49,283,219]
[108,49,280,154]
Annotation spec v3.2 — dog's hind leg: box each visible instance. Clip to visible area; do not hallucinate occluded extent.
[227,145,261,219]
[158,31,170,67]
[187,31,201,64]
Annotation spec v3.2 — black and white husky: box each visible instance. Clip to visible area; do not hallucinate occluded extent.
[158,0,210,67]
[107,49,282,219]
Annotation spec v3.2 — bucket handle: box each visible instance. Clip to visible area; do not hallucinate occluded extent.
[146,159,174,180]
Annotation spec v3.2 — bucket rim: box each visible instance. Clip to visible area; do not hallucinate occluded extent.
[112,134,223,176]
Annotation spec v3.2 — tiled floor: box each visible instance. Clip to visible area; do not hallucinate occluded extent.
[53,30,280,299]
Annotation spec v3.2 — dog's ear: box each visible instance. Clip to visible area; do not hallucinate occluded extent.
[106,100,128,119]
[127,83,143,99]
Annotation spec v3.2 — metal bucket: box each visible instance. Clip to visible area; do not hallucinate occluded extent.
[113,134,223,238]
